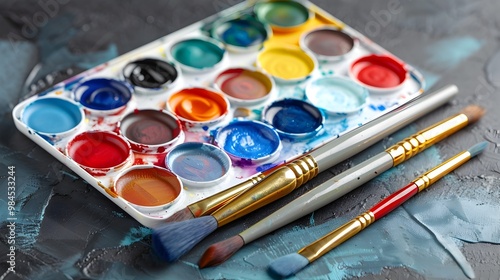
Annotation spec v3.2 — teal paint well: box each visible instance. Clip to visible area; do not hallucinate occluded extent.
[170,38,225,70]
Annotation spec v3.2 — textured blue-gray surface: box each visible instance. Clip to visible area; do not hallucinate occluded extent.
[1,0,499,279]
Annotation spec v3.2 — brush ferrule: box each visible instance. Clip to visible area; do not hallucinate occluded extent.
[413,151,471,192]
[299,211,375,262]
[188,173,266,217]
[386,114,469,166]
[212,155,318,226]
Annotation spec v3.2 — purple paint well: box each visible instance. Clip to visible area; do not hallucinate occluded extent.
[216,120,281,162]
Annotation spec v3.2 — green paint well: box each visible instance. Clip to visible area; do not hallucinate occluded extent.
[170,38,225,69]
[255,1,309,28]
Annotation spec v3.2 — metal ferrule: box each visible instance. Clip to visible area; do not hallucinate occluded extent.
[413,151,471,192]
[299,211,375,262]
[386,114,469,166]
[212,155,318,226]
[187,173,266,217]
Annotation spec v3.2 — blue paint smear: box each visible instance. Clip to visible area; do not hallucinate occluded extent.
[425,36,482,71]
[221,122,280,160]
[120,227,153,246]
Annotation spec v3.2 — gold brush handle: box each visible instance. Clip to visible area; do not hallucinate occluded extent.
[212,155,318,226]
[187,173,267,217]
[299,212,376,262]
[386,113,469,166]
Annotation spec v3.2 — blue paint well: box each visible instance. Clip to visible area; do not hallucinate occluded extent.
[213,17,269,48]
[73,78,132,110]
[217,120,281,160]
[166,142,230,182]
[263,99,324,139]
[22,97,83,134]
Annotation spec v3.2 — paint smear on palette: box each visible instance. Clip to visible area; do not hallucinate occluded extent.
[425,36,482,70]
[486,49,500,88]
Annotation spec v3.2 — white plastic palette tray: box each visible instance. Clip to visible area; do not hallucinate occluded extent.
[12,1,425,228]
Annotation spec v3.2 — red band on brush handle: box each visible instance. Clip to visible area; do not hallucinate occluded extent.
[370,183,419,220]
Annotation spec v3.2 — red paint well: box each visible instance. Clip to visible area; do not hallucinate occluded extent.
[351,55,407,88]
[67,131,131,169]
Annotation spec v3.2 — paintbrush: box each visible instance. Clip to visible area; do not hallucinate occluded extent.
[164,85,457,223]
[151,85,460,262]
[268,141,488,277]
[198,104,485,267]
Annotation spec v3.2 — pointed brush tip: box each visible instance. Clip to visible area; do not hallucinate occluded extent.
[461,105,485,123]
[468,141,488,157]
[199,235,245,268]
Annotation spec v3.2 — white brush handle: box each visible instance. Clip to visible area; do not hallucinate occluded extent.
[240,152,393,243]
[310,85,458,172]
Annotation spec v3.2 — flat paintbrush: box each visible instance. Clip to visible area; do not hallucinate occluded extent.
[163,85,457,223]
[268,141,488,277]
[151,85,460,262]
[198,105,485,267]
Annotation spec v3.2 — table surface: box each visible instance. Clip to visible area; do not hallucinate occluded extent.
[1,1,499,279]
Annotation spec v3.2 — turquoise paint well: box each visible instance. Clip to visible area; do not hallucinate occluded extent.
[22,97,83,134]
[170,38,225,70]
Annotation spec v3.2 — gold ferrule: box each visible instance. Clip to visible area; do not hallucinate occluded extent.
[299,211,375,262]
[413,151,471,192]
[212,155,318,226]
[187,173,266,217]
[386,114,469,166]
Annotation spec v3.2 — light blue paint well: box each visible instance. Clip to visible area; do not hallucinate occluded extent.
[21,97,83,134]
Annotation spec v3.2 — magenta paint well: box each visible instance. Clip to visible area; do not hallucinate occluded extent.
[214,68,274,106]
[216,120,281,163]
[119,110,184,154]
[350,54,408,92]
[166,142,231,187]
[262,98,324,139]
[66,131,132,176]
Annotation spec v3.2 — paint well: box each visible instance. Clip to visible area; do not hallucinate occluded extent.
[263,99,323,138]
[167,87,228,122]
[215,68,273,104]
[254,0,310,30]
[115,166,182,208]
[350,55,407,90]
[257,46,316,81]
[66,131,131,169]
[216,120,281,161]
[212,16,270,50]
[166,142,231,185]
[301,27,355,59]
[119,110,183,153]
[21,97,83,134]
[170,38,225,70]
[306,76,369,114]
[73,78,132,111]
[122,58,178,89]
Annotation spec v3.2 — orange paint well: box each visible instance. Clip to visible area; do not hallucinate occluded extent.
[115,167,182,207]
[168,88,228,122]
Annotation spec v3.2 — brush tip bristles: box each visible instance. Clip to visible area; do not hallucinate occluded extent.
[268,253,309,277]
[199,235,245,268]
[152,216,217,262]
[164,207,195,223]
[468,141,488,157]
[460,105,485,123]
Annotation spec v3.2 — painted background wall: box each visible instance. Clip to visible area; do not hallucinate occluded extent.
[0,0,499,279]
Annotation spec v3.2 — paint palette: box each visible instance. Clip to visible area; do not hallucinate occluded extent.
[12,1,424,228]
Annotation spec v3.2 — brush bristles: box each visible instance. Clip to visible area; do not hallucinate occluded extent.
[152,216,217,262]
[199,235,245,268]
[268,253,309,277]
[164,207,195,223]
[468,141,488,157]
[460,105,485,123]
